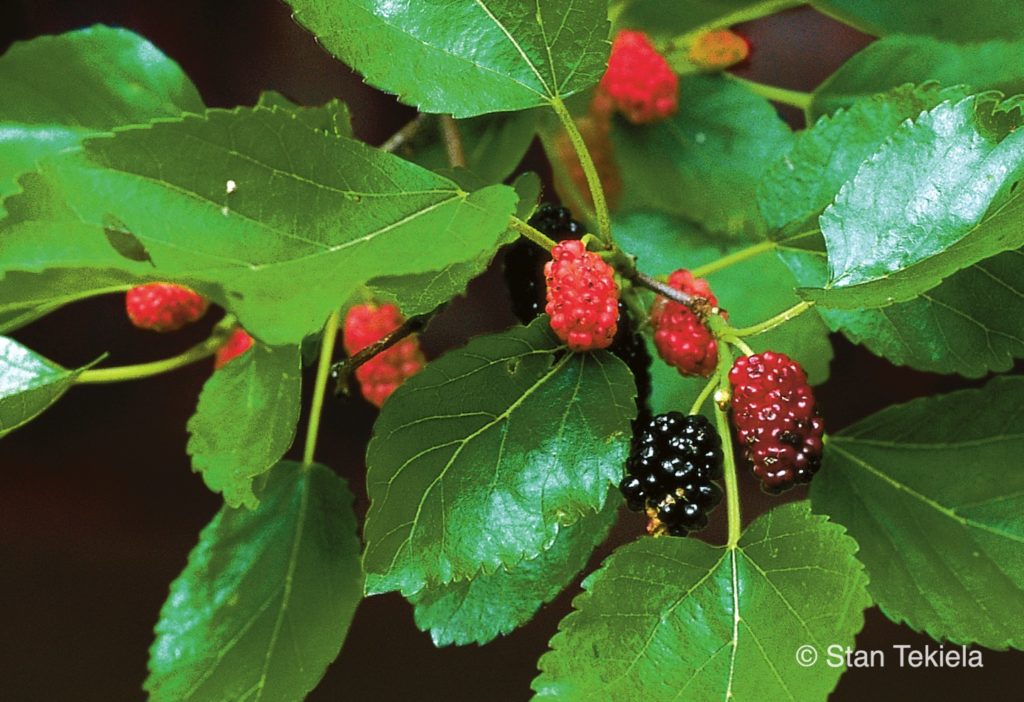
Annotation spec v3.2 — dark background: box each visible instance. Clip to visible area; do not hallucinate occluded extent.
[0,1,1020,700]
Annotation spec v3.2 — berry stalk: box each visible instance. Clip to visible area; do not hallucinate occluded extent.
[303,309,342,466]
[508,216,558,251]
[550,97,612,246]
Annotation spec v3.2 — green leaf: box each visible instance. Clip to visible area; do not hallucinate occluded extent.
[780,241,1024,377]
[809,37,1024,120]
[255,91,353,138]
[613,75,793,239]
[0,25,202,213]
[285,0,611,118]
[613,211,832,416]
[410,496,619,647]
[407,111,541,184]
[363,318,636,596]
[6,107,519,344]
[368,173,540,316]
[533,503,871,700]
[807,97,1024,309]
[616,0,802,39]
[760,83,971,234]
[187,344,303,509]
[0,336,88,437]
[812,376,1024,649]
[810,0,1024,41]
[146,462,362,702]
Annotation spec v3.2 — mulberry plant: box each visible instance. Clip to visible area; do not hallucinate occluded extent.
[1,1,1023,701]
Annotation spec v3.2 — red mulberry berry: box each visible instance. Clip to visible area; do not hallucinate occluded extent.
[600,30,678,124]
[544,240,619,352]
[214,328,254,369]
[125,283,208,332]
[650,269,722,377]
[343,303,426,408]
[728,351,824,492]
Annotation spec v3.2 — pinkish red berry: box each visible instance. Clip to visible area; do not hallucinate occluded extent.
[214,328,254,369]
[343,303,426,407]
[599,30,678,124]
[650,270,721,377]
[544,240,619,352]
[728,351,824,492]
[125,283,208,332]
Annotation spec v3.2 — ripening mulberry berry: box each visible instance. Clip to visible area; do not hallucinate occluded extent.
[503,204,584,324]
[650,269,722,377]
[214,328,254,369]
[688,29,750,70]
[544,240,619,352]
[600,30,678,124]
[619,412,723,536]
[125,283,208,332]
[729,351,824,492]
[343,303,426,407]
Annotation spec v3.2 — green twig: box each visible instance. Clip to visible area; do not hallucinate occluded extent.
[302,310,342,466]
[549,97,612,245]
[690,240,777,279]
[713,344,742,548]
[728,75,813,111]
[731,301,814,337]
[76,334,225,384]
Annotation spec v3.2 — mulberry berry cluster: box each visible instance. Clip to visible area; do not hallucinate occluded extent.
[125,283,208,332]
[619,412,723,536]
[544,240,620,352]
[650,269,721,377]
[599,30,678,124]
[729,351,824,492]
[343,303,426,407]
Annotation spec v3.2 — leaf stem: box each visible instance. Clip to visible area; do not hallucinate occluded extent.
[509,216,557,251]
[690,239,777,279]
[549,97,612,245]
[302,310,342,466]
[713,344,742,548]
[727,75,812,112]
[76,334,225,384]
[731,300,814,337]
[440,115,468,168]
[332,312,430,395]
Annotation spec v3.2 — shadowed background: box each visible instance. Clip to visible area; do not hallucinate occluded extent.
[0,1,1020,699]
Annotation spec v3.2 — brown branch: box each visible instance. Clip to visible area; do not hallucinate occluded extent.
[440,115,467,168]
[381,114,428,153]
[629,271,699,307]
[332,312,432,395]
